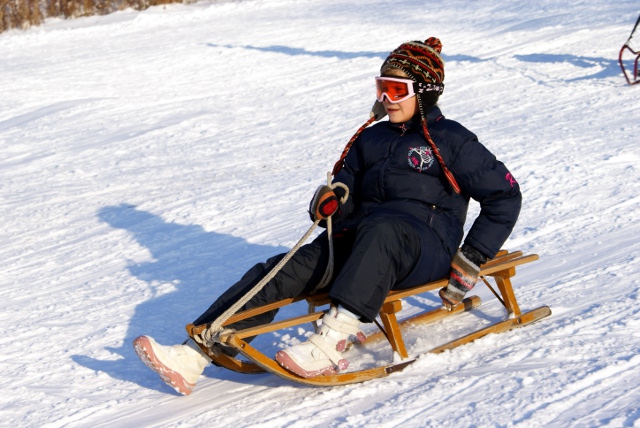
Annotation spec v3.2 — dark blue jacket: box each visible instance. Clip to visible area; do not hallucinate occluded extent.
[333,106,521,259]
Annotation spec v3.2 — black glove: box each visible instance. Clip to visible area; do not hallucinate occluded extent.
[309,185,339,221]
[439,244,487,310]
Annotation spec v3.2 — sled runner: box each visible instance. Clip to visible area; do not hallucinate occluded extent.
[619,14,640,85]
[186,249,551,386]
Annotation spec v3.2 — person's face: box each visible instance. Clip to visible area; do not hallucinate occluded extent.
[381,69,418,123]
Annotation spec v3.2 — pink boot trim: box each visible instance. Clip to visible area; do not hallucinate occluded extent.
[133,336,195,396]
[275,350,344,378]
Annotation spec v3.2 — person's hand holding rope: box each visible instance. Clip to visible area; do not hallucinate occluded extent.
[195,173,349,348]
[309,175,350,222]
[309,185,340,221]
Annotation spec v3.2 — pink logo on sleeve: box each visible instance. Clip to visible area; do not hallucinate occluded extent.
[505,172,517,187]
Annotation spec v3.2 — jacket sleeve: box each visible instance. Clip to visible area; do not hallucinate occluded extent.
[331,137,365,224]
[450,136,522,259]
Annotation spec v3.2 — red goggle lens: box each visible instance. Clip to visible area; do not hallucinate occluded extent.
[375,77,416,103]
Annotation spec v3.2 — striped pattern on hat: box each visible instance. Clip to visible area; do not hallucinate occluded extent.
[381,37,445,84]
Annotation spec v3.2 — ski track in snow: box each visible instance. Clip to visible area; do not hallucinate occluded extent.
[1,0,639,427]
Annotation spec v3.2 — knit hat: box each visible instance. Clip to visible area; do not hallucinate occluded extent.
[333,37,460,194]
[381,37,444,84]
[379,37,445,119]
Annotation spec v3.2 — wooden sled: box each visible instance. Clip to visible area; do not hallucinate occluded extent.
[186,249,551,386]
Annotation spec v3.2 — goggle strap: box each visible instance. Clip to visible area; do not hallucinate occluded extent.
[416,81,445,95]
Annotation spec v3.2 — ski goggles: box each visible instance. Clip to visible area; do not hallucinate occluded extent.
[375,76,417,103]
[375,76,445,103]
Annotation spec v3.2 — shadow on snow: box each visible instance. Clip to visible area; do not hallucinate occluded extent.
[206,43,619,81]
[72,203,288,394]
[514,53,621,81]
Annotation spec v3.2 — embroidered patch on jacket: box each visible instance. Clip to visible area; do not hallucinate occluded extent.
[408,147,435,172]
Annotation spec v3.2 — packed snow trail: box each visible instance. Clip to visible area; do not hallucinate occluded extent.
[1,0,639,427]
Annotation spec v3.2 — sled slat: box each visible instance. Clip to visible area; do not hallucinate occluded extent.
[480,254,539,277]
[385,279,449,301]
[480,250,523,269]
[228,312,324,340]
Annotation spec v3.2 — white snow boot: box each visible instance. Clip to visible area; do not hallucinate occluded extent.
[133,335,211,395]
[275,306,366,378]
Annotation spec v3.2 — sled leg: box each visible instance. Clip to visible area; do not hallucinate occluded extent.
[379,301,408,359]
[493,274,521,316]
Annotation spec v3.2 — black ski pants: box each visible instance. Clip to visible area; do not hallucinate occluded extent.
[192,211,452,330]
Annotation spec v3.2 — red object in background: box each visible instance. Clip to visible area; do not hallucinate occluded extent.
[619,14,640,85]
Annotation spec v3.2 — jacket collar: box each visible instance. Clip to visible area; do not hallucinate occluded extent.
[424,105,443,124]
[389,105,443,133]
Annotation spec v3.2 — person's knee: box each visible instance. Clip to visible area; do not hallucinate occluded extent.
[358,215,400,239]
[359,216,416,249]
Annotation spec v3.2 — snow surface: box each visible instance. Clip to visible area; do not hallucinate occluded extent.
[1,0,639,426]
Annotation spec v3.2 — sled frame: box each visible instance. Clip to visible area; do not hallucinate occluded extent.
[620,14,640,85]
[186,250,551,386]
[619,43,640,85]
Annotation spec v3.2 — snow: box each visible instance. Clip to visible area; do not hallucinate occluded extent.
[1,0,639,426]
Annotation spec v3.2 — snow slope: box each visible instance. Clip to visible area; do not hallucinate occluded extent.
[1,0,639,426]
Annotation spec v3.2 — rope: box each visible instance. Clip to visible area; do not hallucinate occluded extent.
[309,173,350,294]
[196,174,349,347]
[625,13,640,45]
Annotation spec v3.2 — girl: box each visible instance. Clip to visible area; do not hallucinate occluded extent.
[134,37,522,395]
